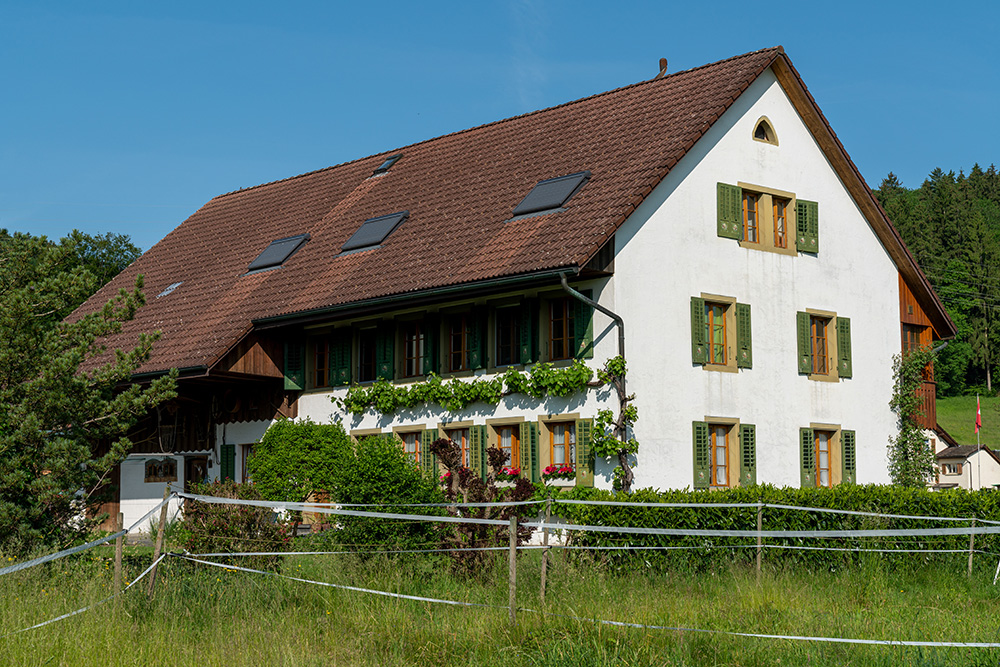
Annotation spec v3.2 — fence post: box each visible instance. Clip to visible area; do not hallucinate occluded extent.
[114,512,124,604]
[508,514,518,625]
[147,486,172,599]
[540,498,552,603]
[756,503,763,580]
[968,518,976,578]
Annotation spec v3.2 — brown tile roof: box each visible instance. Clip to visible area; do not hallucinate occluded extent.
[72,46,951,376]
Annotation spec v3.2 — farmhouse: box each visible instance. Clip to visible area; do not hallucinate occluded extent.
[74,47,955,528]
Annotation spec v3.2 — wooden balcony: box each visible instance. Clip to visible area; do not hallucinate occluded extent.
[915,381,936,430]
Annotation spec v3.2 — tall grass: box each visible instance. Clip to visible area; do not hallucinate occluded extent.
[3,544,1000,666]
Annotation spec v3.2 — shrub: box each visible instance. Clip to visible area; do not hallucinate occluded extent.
[328,435,445,552]
[178,479,292,569]
[247,419,351,503]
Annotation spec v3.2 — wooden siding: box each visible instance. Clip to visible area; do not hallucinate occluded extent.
[916,381,937,430]
[899,273,933,328]
[218,334,283,378]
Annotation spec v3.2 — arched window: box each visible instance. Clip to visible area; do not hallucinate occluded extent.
[753,117,777,145]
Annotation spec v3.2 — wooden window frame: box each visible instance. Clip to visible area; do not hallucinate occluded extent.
[805,308,841,382]
[710,424,730,489]
[394,427,423,465]
[702,416,742,489]
[357,328,377,383]
[706,301,728,366]
[548,421,576,469]
[402,321,424,378]
[240,443,255,483]
[752,116,778,146]
[444,425,471,468]
[742,191,760,244]
[773,196,789,249]
[700,293,739,373]
[448,314,471,373]
[495,306,520,368]
[313,340,329,388]
[815,429,833,488]
[737,182,798,256]
[809,423,843,487]
[548,298,576,362]
[811,316,829,375]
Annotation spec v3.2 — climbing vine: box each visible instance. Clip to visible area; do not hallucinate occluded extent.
[335,361,596,415]
[591,356,639,493]
[888,347,937,487]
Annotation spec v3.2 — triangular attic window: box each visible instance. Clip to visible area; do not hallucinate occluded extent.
[247,233,310,273]
[341,211,409,252]
[512,171,591,217]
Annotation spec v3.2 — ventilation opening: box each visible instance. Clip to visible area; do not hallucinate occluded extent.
[341,211,409,253]
[247,234,310,273]
[753,117,777,145]
[511,171,591,218]
[584,237,615,273]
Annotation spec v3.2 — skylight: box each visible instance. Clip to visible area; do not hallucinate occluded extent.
[247,233,310,273]
[341,211,409,253]
[373,154,402,175]
[512,171,591,217]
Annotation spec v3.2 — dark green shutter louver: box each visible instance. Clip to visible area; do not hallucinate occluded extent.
[796,312,813,374]
[796,199,819,253]
[519,421,539,482]
[423,315,440,376]
[376,323,395,381]
[842,430,856,485]
[693,421,710,489]
[519,299,539,365]
[574,289,595,359]
[469,425,487,480]
[691,297,708,364]
[736,302,752,369]
[739,423,756,486]
[836,317,852,379]
[220,444,236,481]
[466,309,488,370]
[283,341,305,390]
[419,430,438,477]
[717,183,743,240]
[330,331,352,386]
[800,427,816,488]
[575,418,594,487]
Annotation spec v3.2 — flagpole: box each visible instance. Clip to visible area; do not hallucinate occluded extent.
[977,394,982,491]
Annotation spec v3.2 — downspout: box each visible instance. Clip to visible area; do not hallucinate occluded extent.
[559,272,625,360]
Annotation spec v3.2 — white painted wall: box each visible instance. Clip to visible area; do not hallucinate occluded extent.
[119,456,184,531]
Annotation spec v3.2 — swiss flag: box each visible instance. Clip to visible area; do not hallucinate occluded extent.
[976,396,982,434]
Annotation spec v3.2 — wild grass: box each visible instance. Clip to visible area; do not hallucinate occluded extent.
[937,394,1000,447]
[3,544,1000,666]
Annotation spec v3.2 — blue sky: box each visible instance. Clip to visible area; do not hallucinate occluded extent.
[2,1,998,251]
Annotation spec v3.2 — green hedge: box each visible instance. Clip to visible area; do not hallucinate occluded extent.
[548,485,1000,573]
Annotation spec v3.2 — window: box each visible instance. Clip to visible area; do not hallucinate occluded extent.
[449,315,472,372]
[796,311,852,380]
[358,329,377,382]
[690,296,752,370]
[496,308,519,367]
[314,340,329,388]
[549,298,575,361]
[241,444,255,483]
[401,431,420,464]
[446,427,470,467]
[742,192,759,244]
[550,422,576,468]
[692,421,756,489]
[799,426,856,487]
[902,323,928,354]
[144,457,177,483]
[942,463,962,475]
[341,212,409,253]
[372,154,401,176]
[498,425,520,469]
[717,182,815,253]
[753,117,777,145]
[247,234,310,273]
[512,171,591,217]
[402,321,425,378]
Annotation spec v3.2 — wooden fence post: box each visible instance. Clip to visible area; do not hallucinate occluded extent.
[540,498,552,603]
[114,512,124,604]
[756,503,763,580]
[968,518,976,578]
[147,486,172,599]
[508,514,517,625]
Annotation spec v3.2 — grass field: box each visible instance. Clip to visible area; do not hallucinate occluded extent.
[3,546,1000,666]
[937,395,1000,446]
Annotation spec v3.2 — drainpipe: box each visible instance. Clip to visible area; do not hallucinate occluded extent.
[558,272,625,361]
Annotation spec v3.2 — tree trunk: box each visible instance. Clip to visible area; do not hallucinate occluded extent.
[617,450,634,493]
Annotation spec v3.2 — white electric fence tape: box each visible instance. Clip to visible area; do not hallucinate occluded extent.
[178,551,1000,649]
[1,554,166,637]
[0,495,173,577]
[176,492,537,511]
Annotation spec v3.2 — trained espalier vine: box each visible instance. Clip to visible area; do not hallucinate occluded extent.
[592,356,639,493]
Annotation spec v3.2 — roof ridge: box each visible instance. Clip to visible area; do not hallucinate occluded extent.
[213,46,784,201]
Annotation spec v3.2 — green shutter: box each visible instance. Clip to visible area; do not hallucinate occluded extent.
[800,427,816,488]
[736,302,752,369]
[468,308,488,370]
[796,312,813,374]
[469,425,487,480]
[519,299,539,365]
[519,421,539,482]
[220,444,236,481]
[574,289,595,359]
[717,183,743,240]
[836,317,852,379]
[421,429,439,477]
[330,331,352,386]
[842,430,856,485]
[376,323,395,381]
[283,341,305,390]
[575,418,594,487]
[796,199,819,253]
[693,421,710,489]
[423,315,439,376]
[739,423,756,486]
[691,297,708,364]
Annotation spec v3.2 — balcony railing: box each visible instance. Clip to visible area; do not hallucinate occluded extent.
[915,381,936,430]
